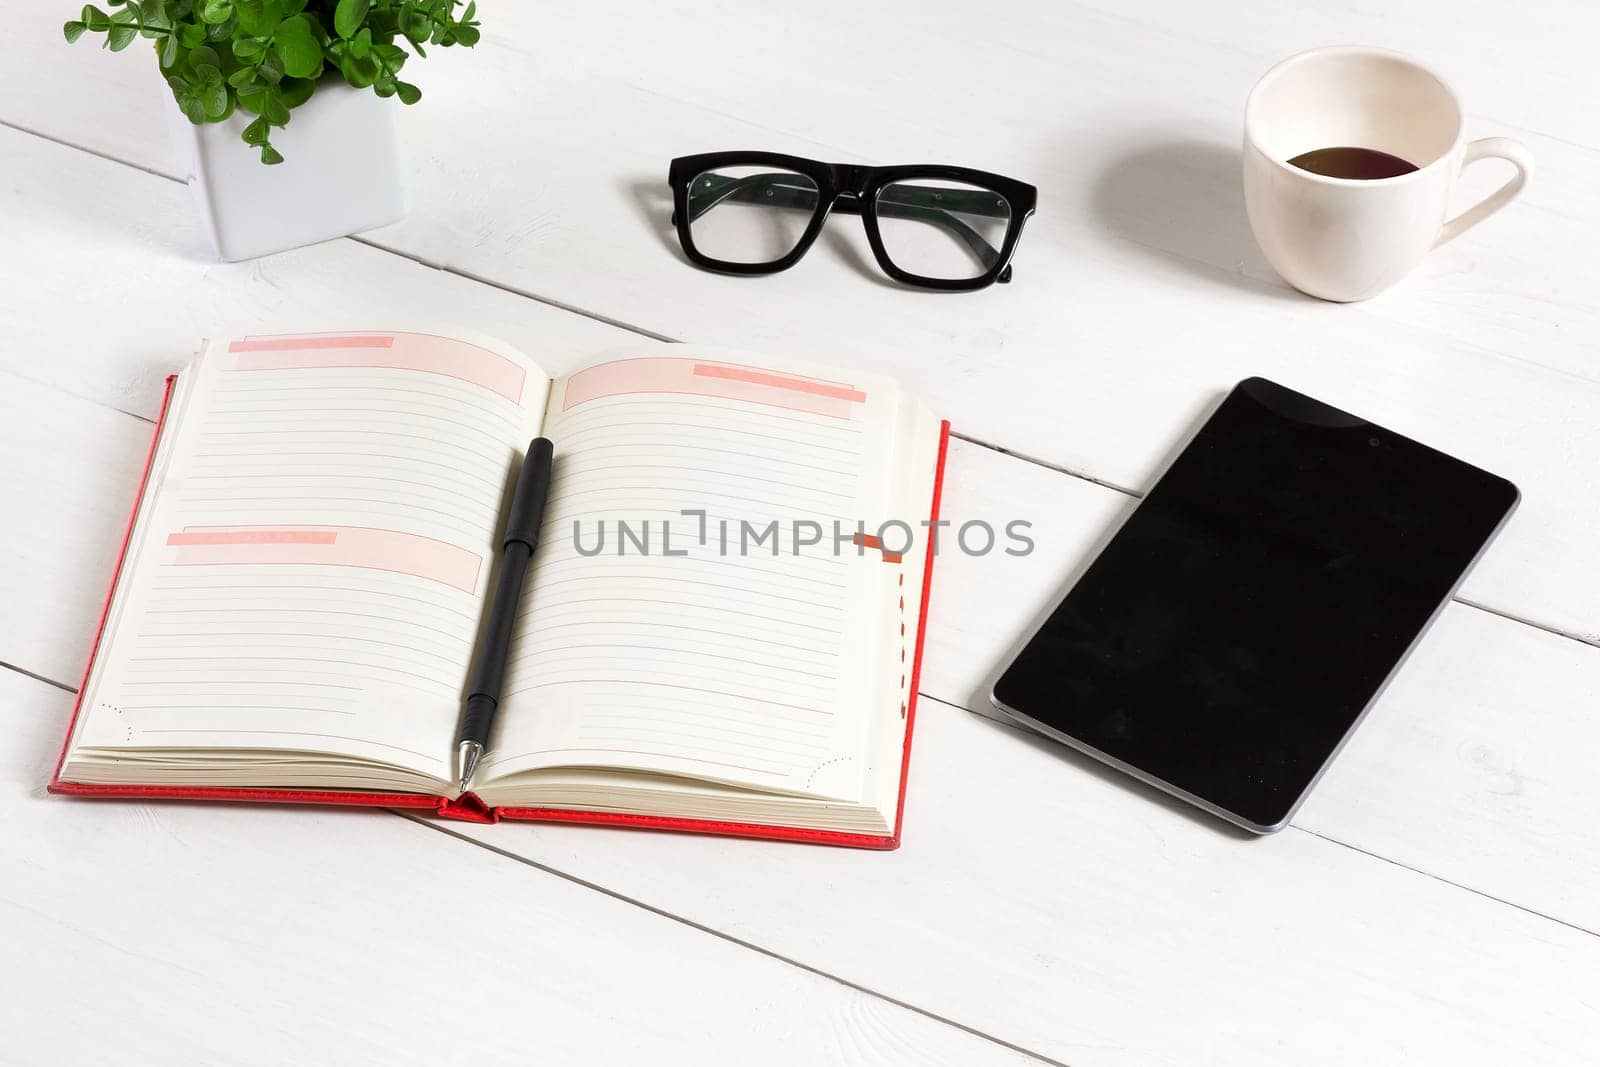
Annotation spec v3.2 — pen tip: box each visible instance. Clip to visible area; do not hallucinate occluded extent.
[456,740,482,796]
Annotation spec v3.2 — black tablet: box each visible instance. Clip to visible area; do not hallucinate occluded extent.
[991,378,1518,833]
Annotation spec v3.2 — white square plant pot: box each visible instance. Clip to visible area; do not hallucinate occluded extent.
[166,77,407,261]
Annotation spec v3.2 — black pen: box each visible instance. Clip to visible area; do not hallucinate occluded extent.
[457,437,554,794]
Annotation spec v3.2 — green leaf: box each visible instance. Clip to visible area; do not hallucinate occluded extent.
[334,0,370,39]
[272,14,323,78]
[259,144,284,165]
[62,20,87,43]
[452,24,478,46]
[178,22,205,46]
[199,0,233,25]
[233,36,264,57]
[179,93,206,124]
[339,50,379,87]
[200,81,229,119]
[401,10,430,42]
[241,115,271,145]
[277,76,315,108]
[257,48,285,82]
[237,83,268,113]
[106,22,138,49]
[160,32,180,67]
[298,5,327,37]
[234,0,282,37]
[81,5,111,31]
[263,92,290,125]
[192,63,222,87]
[227,66,257,88]
[349,26,371,58]
[395,80,420,105]
[464,1,476,20]
[188,44,221,69]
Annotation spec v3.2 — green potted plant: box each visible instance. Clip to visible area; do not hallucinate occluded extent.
[64,0,481,260]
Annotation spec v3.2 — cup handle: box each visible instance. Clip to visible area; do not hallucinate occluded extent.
[1434,137,1534,248]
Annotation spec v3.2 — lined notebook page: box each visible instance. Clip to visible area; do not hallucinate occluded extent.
[484,351,912,800]
[73,332,548,780]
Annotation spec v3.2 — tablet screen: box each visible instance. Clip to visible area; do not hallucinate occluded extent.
[991,378,1518,831]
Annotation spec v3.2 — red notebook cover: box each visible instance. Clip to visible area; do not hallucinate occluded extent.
[49,376,950,849]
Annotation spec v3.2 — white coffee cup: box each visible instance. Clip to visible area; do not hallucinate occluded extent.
[1243,45,1532,302]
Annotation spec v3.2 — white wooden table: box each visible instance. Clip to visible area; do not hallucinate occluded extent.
[4,3,1598,1063]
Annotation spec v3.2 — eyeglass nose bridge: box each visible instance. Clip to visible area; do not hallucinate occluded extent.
[825,165,873,221]
[830,163,872,198]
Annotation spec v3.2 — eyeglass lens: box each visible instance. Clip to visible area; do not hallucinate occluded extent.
[876,179,1012,281]
[687,166,820,265]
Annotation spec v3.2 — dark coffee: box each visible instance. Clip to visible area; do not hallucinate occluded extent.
[1286,146,1419,180]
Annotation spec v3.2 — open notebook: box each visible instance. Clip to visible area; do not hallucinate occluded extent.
[51,331,948,848]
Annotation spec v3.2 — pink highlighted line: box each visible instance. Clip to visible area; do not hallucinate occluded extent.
[692,364,868,402]
[563,357,867,419]
[228,335,393,352]
[165,525,482,593]
[167,530,337,546]
[227,332,527,404]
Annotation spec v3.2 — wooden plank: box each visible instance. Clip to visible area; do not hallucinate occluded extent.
[0,665,1040,1067]
[5,5,1598,641]
[0,373,151,687]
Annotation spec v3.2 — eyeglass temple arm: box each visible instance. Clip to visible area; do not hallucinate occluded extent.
[676,173,1014,281]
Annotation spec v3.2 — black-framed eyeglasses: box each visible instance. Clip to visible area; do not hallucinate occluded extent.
[668,152,1037,292]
